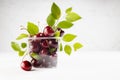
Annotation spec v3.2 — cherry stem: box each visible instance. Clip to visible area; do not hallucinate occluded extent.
[20,25,27,30]
[38,21,46,32]
[53,13,65,31]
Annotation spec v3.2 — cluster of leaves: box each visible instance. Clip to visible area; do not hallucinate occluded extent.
[11,2,83,57]
[46,3,83,55]
[11,22,40,56]
[11,42,26,56]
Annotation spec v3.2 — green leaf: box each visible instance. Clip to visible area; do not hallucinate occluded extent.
[66,12,81,22]
[54,31,60,37]
[62,34,76,42]
[11,42,25,56]
[64,45,72,55]
[60,43,63,51]
[66,7,72,14]
[27,22,39,35]
[30,52,41,60]
[57,21,73,29]
[19,51,25,56]
[16,33,28,40]
[47,14,56,26]
[73,42,83,51]
[21,42,27,48]
[49,48,56,54]
[51,2,61,19]
[11,42,21,51]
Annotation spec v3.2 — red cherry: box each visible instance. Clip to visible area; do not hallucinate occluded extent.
[48,39,58,48]
[36,33,44,37]
[21,60,32,71]
[30,40,41,53]
[43,26,54,36]
[31,59,42,67]
[40,48,48,55]
[41,40,49,48]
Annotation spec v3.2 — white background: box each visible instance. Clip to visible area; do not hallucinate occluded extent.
[0,0,120,80]
[0,0,120,52]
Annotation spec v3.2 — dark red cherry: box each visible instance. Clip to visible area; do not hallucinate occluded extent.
[40,48,48,55]
[41,40,49,48]
[60,30,64,37]
[43,26,54,36]
[49,39,58,48]
[30,40,41,53]
[31,59,42,67]
[36,33,44,37]
[21,60,32,71]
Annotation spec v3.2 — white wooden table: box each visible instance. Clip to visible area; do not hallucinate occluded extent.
[0,51,120,80]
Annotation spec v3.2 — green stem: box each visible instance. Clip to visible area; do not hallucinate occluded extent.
[53,13,66,31]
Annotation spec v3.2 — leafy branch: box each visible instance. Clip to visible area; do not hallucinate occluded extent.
[11,2,83,56]
[46,3,83,55]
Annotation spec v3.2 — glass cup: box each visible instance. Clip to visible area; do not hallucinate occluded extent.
[28,37,60,68]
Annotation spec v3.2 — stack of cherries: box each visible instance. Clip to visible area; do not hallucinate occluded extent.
[21,26,64,71]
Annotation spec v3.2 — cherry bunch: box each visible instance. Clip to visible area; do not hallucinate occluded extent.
[21,26,64,71]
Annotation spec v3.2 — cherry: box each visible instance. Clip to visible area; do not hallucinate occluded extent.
[30,40,41,53]
[36,32,44,37]
[31,59,42,67]
[57,28,64,37]
[21,60,32,71]
[43,26,54,36]
[40,48,48,55]
[49,39,58,48]
[41,40,49,48]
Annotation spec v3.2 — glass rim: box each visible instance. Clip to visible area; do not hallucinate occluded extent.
[28,37,61,40]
